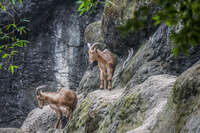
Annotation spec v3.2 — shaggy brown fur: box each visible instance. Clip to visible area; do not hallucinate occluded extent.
[36,87,77,128]
[88,43,116,90]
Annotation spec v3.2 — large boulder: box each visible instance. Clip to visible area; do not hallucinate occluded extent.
[78,66,100,95]
[84,21,104,43]
[21,106,56,133]
[65,75,176,133]
[152,61,200,133]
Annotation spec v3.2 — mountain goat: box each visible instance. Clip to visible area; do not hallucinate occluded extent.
[88,42,116,90]
[36,86,77,128]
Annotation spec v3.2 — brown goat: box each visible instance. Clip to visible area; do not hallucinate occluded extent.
[36,86,77,128]
[88,42,116,90]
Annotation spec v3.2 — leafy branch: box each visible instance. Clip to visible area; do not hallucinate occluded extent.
[0,0,30,74]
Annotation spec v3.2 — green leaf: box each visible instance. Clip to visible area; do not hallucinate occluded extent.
[0,45,4,49]
[2,53,10,59]
[153,15,160,21]
[18,26,27,34]
[11,0,16,5]
[23,19,30,22]
[0,3,6,11]
[1,34,9,39]
[7,23,17,30]
[0,64,2,69]
[78,3,84,11]
[172,48,179,56]
[79,9,85,16]
[84,0,88,9]
[9,65,19,74]
[11,50,18,55]
[19,0,23,4]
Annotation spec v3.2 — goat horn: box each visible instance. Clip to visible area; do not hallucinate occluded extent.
[36,85,46,95]
[87,43,91,48]
[90,42,101,50]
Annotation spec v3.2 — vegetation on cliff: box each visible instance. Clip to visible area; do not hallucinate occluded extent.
[0,0,29,73]
[77,0,200,55]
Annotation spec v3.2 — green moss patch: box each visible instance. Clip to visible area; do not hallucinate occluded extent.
[97,93,146,133]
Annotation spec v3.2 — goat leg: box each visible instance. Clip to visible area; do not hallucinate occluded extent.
[65,106,72,120]
[100,71,104,89]
[104,79,107,89]
[55,110,62,128]
[60,118,63,129]
[108,80,112,90]
[102,72,107,89]
[107,67,114,90]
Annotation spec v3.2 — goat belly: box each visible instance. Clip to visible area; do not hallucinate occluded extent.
[49,104,58,110]
[59,106,67,112]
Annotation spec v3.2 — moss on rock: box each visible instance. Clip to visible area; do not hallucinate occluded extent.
[66,96,93,133]
[171,63,200,133]
[153,62,200,133]
[97,93,146,133]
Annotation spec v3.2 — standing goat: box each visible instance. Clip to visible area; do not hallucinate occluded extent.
[36,86,77,128]
[88,42,116,90]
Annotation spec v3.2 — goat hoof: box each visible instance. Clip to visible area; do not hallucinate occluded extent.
[108,87,112,91]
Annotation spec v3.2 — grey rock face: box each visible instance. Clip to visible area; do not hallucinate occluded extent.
[0,0,103,128]
[101,0,157,55]
[21,106,57,133]
[0,128,22,133]
[78,66,100,95]
[152,62,200,133]
[125,75,176,133]
[120,24,200,88]
[84,21,104,43]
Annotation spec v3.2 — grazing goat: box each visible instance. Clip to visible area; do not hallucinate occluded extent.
[36,86,78,128]
[88,42,116,90]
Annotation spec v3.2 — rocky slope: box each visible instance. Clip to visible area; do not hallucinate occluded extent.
[66,74,176,133]
[1,0,200,132]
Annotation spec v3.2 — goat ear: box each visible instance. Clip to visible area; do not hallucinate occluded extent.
[36,89,41,96]
[87,43,91,48]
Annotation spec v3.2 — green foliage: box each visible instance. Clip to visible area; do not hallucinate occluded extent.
[9,64,19,74]
[119,0,200,55]
[77,0,98,16]
[78,0,200,55]
[153,0,200,55]
[117,2,149,36]
[0,0,30,74]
